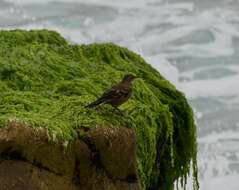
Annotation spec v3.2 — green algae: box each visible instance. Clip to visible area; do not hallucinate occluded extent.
[0,30,199,190]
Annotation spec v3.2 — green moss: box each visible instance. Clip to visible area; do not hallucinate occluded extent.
[0,30,199,190]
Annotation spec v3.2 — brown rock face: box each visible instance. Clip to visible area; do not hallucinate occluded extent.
[0,160,78,190]
[0,122,140,190]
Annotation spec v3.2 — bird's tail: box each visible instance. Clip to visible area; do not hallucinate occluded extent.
[85,98,105,108]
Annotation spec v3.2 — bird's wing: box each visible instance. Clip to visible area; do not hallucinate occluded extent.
[102,85,130,100]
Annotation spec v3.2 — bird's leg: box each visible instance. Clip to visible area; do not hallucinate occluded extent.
[112,105,124,116]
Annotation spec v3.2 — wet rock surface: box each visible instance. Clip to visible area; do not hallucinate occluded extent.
[0,122,140,190]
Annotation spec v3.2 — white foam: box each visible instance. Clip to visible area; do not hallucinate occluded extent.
[4,0,149,8]
[145,55,179,86]
[198,129,239,190]
[201,174,239,190]
[177,60,239,100]
[198,130,239,144]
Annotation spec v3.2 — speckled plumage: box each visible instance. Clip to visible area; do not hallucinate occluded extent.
[85,74,137,109]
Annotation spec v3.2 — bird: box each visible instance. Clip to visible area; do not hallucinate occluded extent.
[85,74,137,114]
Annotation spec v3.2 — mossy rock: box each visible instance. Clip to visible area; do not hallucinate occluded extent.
[0,30,199,190]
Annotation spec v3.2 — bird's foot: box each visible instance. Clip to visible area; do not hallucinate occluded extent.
[112,106,124,116]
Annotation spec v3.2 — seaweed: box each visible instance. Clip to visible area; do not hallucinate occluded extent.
[0,30,199,190]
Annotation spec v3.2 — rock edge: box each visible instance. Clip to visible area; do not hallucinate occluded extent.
[0,121,140,190]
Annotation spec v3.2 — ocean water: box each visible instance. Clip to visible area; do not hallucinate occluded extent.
[0,0,239,189]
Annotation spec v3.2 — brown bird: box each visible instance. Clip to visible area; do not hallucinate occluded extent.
[85,74,137,113]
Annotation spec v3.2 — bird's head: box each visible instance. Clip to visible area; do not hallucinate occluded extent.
[122,74,137,83]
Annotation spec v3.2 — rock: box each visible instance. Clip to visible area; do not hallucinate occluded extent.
[0,122,140,190]
[84,127,137,180]
[0,30,199,190]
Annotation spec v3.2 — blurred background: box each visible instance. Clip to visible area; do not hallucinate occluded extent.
[0,0,239,189]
